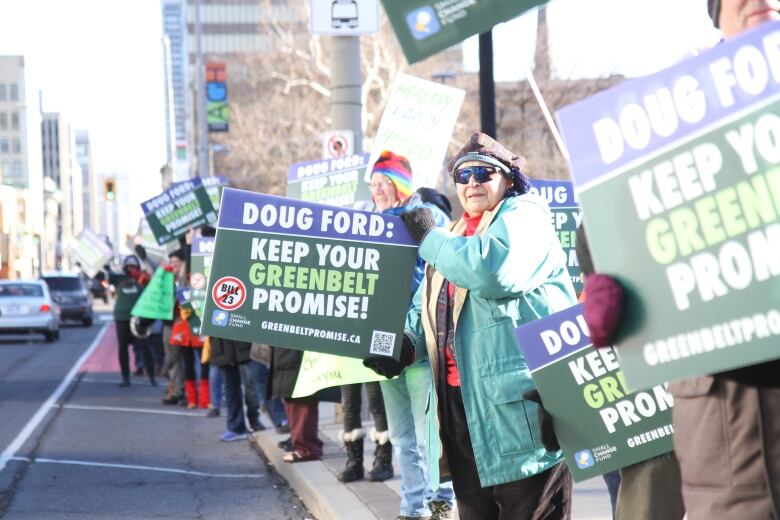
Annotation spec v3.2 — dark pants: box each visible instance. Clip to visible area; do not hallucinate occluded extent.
[221,363,258,434]
[182,347,209,381]
[148,333,165,368]
[341,382,388,432]
[116,320,153,381]
[442,384,572,520]
[284,397,322,459]
[248,360,288,426]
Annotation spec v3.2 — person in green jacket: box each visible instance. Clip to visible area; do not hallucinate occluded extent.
[366,133,577,520]
[107,255,154,387]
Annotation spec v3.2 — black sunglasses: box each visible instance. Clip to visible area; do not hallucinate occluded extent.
[452,166,503,184]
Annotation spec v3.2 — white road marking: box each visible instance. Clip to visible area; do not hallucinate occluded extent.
[0,325,109,472]
[10,456,262,478]
[58,403,204,417]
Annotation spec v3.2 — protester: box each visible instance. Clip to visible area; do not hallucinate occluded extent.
[171,301,209,409]
[106,255,153,387]
[270,347,323,463]
[158,248,187,406]
[249,343,289,433]
[569,4,780,519]
[366,133,577,519]
[368,151,457,520]
[209,337,263,441]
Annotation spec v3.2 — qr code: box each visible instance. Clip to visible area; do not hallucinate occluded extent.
[369,330,396,357]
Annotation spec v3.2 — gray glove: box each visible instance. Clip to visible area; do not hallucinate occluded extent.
[401,208,436,244]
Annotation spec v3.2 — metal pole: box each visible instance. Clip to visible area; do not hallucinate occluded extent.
[525,66,569,161]
[330,36,362,154]
[194,0,209,177]
[479,30,496,139]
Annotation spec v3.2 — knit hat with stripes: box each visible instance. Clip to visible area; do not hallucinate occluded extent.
[371,150,413,200]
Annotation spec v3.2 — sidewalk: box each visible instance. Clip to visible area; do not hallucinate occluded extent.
[250,402,613,520]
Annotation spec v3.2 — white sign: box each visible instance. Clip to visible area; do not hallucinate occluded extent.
[66,228,114,278]
[368,74,465,190]
[322,130,354,159]
[310,0,379,35]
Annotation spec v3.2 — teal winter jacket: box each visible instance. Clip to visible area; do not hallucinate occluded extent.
[405,193,576,488]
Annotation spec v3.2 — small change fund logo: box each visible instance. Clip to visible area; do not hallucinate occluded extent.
[406,6,440,40]
[211,309,229,327]
[574,450,595,469]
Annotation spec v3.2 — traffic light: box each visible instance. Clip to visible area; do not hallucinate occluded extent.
[104,179,115,201]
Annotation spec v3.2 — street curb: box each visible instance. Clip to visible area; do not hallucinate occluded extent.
[251,430,378,520]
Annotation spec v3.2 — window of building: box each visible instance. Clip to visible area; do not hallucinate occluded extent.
[12,160,21,178]
[11,112,18,130]
[0,113,6,130]
[0,84,5,101]
[11,139,20,154]
[0,139,8,154]
[9,84,18,101]
[1,161,9,177]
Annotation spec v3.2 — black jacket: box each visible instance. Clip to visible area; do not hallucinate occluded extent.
[270,347,303,399]
[209,337,252,367]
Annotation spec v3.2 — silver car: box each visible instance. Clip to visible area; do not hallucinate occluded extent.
[0,279,61,342]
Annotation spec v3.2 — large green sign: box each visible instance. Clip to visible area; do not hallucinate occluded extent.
[200,189,419,360]
[141,177,217,246]
[516,304,674,482]
[556,23,780,390]
[381,0,546,64]
[131,268,175,321]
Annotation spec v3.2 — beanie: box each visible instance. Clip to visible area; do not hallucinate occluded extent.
[708,0,721,27]
[371,150,413,200]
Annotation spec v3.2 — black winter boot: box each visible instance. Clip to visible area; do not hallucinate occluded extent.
[337,429,365,483]
[367,429,393,482]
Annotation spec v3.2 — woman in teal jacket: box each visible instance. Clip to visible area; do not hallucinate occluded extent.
[366,133,577,519]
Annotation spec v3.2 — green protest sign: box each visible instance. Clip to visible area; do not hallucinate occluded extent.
[65,228,113,277]
[556,22,780,390]
[141,177,217,246]
[128,217,179,263]
[292,351,385,398]
[175,235,214,334]
[203,176,228,211]
[286,154,372,209]
[381,0,545,64]
[200,189,419,360]
[131,268,175,320]
[516,304,674,482]
[530,180,583,296]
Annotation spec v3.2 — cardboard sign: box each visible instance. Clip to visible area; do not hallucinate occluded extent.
[516,304,674,482]
[381,0,545,64]
[292,351,385,398]
[65,229,113,277]
[286,154,372,209]
[200,188,419,360]
[141,177,217,245]
[368,74,464,190]
[556,22,780,390]
[529,180,583,295]
[131,268,175,321]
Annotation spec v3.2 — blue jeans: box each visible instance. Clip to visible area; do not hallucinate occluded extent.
[247,360,288,426]
[209,363,224,408]
[380,362,455,517]
[220,363,258,434]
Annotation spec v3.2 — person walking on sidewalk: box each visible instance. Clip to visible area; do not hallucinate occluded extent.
[209,337,264,441]
[368,151,457,520]
[366,133,576,520]
[106,255,154,387]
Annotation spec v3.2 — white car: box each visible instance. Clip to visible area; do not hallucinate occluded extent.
[0,279,61,342]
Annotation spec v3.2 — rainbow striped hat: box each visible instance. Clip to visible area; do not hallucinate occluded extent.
[371,150,414,200]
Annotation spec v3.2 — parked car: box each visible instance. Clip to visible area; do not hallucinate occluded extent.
[41,272,94,326]
[89,275,109,304]
[0,279,61,342]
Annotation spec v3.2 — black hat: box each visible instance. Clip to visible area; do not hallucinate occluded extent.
[122,255,140,268]
[168,248,186,261]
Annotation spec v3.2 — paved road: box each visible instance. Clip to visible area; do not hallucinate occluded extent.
[0,312,312,519]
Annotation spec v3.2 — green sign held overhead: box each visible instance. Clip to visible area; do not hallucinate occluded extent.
[381,0,546,64]
[141,177,217,246]
[516,304,674,482]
